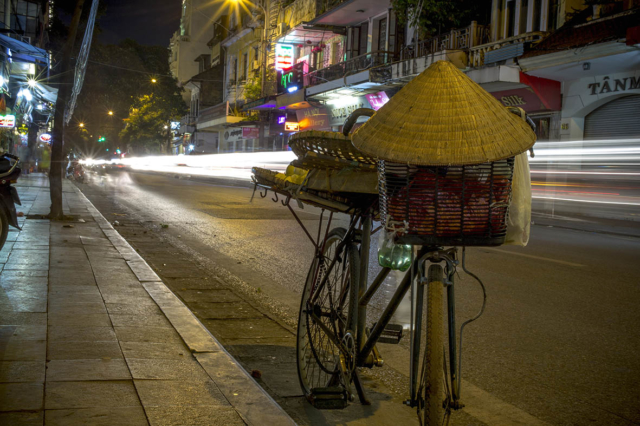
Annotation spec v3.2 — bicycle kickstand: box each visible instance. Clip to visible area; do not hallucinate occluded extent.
[352,369,371,405]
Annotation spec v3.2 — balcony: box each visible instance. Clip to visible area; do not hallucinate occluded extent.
[400,22,490,61]
[469,31,548,68]
[305,51,396,88]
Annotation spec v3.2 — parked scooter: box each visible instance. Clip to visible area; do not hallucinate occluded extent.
[72,162,85,183]
[0,153,21,250]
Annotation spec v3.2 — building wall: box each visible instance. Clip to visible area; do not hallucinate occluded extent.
[560,70,640,140]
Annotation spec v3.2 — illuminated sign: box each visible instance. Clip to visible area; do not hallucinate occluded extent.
[284,122,299,132]
[296,55,309,74]
[275,44,294,71]
[242,127,259,139]
[170,121,180,130]
[277,62,304,94]
[366,92,390,110]
[0,115,15,128]
[39,133,52,143]
[277,116,285,124]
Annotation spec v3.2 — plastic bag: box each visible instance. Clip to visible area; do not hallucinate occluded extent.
[505,152,531,246]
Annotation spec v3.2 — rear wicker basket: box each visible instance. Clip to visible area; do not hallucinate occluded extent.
[379,158,515,247]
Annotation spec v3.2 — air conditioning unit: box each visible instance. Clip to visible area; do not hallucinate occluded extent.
[252,60,260,71]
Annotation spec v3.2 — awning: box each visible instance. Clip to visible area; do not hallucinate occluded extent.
[242,95,277,111]
[0,34,49,65]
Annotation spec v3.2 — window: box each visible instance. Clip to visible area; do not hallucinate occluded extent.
[532,0,541,31]
[377,18,387,51]
[359,22,368,55]
[520,0,529,33]
[232,58,237,82]
[242,52,247,81]
[505,0,516,37]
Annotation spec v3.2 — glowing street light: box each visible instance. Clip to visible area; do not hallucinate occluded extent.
[27,79,37,88]
[151,78,157,83]
[79,123,85,128]
[108,111,114,116]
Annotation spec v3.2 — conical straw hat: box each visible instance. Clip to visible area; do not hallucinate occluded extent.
[351,61,536,165]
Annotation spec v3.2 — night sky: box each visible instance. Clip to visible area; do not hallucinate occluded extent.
[98,0,181,46]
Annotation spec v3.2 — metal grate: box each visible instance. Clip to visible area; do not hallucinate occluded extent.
[379,158,515,247]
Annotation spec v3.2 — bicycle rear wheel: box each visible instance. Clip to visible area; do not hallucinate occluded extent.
[418,264,445,425]
[296,227,360,408]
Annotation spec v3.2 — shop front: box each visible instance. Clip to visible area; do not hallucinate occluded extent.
[560,70,640,141]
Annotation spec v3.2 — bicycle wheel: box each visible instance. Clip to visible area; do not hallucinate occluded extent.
[297,227,360,407]
[418,264,445,425]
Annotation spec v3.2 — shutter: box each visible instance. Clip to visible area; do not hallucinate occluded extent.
[584,95,640,140]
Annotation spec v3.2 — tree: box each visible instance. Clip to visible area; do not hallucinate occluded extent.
[119,93,186,153]
[391,0,492,38]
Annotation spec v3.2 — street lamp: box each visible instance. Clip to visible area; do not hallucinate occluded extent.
[108,111,114,116]
[151,78,157,83]
[79,123,85,128]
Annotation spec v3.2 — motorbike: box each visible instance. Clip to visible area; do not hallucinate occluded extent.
[72,162,85,183]
[0,153,21,250]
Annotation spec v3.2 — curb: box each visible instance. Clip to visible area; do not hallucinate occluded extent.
[72,186,297,426]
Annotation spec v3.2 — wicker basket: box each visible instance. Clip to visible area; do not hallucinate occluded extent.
[379,158,515,247]
[288,131,377,167]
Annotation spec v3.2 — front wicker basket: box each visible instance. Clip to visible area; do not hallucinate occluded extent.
[379,158,515,247]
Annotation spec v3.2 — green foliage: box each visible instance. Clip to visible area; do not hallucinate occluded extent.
[72,39,186,156]
[391,0,492,38]
[244,68,277,102]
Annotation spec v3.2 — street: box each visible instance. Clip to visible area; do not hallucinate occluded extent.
[77,169,640,426]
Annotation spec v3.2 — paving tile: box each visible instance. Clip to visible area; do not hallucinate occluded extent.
[127,260,161,282]
[44,380,140,409]
[0,325,47,340]
[145,405,245,426]
[0,312,47,325]
[120,342,190,360]
[47,312,112,327]
[0,298,47,313]
[134,379,229,407]
[101,294,156,305]
[201,318,293,340]
[0,382,43,411]
[48,285,101,296]
[190,302,263,320]
[0,270,48,278]
[160,307,222,354]
[45,406,149,426]
[125,358,210,381]
[46,359,131,381]
[0,339,46,361]
[48,302,107,315]
[0,411,43,425]
[175,289,241,303]
[48,274,96,287]
[48,293,105,305]
[48,326,117,343]
[47,340,123,361]
[105,303,162,316]
[114,327,183,344]
[0,361,45,382]
[99,287,150,299]
[3,262,49,271]
[109,313,172,328]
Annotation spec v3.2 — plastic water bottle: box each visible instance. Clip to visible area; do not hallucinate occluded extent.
[378,234,412,272]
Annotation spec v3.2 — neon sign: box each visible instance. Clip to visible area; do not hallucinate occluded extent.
[365,92,390,110]
[39,133,52,143]
[0,115,15,128]
[275,44,294,71]
[277,116,286,124]
[284,122,299,132]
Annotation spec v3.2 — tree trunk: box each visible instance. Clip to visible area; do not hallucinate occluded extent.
[49,0,86,219]
[26,123,38,173]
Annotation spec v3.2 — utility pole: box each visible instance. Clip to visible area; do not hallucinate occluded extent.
[49,0,85,219]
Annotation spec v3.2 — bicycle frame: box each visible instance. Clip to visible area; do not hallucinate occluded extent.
[300,208,463,408]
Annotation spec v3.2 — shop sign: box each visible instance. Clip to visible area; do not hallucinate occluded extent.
[365,92,390,110]
[296,107,330,131]
[491,87,553,113]
[275,44,294,71]
[277,62,304,94]
[284,122,299,132]
[0,114,15,128]
[39,133,51,143]
[277,116,286,124]
[588,75,640,95]
[223,128,244,143]
[328,96,372,126]
[296,55,309,74]
[242,127,259,139]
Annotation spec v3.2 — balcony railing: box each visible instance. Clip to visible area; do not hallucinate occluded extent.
[469,31,548,68]
[400,22,490,61]
[305,51,396,88]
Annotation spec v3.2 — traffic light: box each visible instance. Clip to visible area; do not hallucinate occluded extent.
[115,148,121,154]
[98,136,106,142]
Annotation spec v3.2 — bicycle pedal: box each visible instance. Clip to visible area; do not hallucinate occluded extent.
[310,387,349,410]
[378,323,404,344]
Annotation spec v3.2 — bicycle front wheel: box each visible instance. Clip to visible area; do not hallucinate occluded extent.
[418,264,445,425]
[296,227,360,408]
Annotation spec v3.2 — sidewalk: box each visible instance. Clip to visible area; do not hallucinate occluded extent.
[0,174,295,425]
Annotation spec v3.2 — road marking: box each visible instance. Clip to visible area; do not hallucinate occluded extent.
[483,248,585,267]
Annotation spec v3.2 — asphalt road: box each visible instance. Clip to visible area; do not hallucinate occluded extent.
[78,169,640,426]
